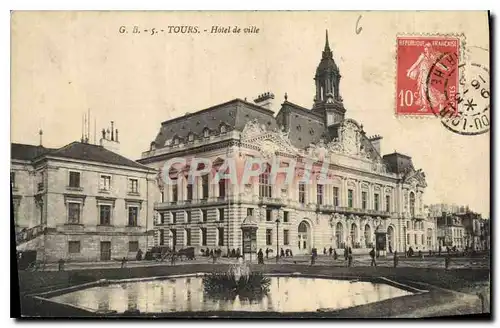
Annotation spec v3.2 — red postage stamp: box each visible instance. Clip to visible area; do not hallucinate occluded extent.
[396,36,460,116]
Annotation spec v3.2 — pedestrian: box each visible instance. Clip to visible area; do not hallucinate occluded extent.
[344,248,348,261]
[121,257,127,268]
[418,250,423,259]
[333,249,338,260]
[323,247,327,255]
[265,248,269,259]
[445,255,451,270]
[280,248,285,258]
[438,245,442,256]
[289,249,293,257]
[393,251,399,268]
[257,248,264,264]
[329,246,333,256]
[348,253,353,267]
[369,247,377,267]
[285,249,289,257]
[136,249,143,261]
[311,248,317,265]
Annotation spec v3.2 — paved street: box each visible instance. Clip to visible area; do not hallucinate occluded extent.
[34,253,490,272]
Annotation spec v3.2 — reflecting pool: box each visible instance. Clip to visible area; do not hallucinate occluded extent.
[50,276,413,313]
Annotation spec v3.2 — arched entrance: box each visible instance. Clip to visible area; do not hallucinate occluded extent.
[364,224,372,248]
[387,226,395,252]
[298,221,311,254]
[335,222,344,248]
[350,223,358,248]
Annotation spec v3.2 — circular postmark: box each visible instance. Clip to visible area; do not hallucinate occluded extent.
[426,47,490,135]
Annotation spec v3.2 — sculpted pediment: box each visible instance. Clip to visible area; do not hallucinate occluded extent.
[403,168,427,188]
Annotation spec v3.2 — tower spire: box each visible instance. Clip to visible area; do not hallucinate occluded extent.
[323,29,332,58]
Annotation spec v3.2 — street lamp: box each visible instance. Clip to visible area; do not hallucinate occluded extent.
[275,218,280,263]
[403,225,407,257]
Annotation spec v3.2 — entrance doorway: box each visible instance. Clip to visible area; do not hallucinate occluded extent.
[387,226,395,252]
[100,241,111,261]
[335,222,344,248]
[297,221,311,254]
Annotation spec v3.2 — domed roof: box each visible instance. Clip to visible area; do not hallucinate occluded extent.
[315,30,339,74]
[241,215,259,228]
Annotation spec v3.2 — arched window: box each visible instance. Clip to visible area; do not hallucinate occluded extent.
[187,133,194,142]
[409,192,416,217]
[203,128,210,138]
[220,125,227,134]
[259,164,272,198]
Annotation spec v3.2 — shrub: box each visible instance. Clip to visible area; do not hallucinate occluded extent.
[202,270,271,301]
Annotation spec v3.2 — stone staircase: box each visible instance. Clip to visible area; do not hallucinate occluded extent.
[16,224,46,246]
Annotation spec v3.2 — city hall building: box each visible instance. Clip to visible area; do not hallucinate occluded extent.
[139,32,436,255]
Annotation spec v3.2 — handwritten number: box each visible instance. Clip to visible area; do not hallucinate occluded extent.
[356,15,362,35]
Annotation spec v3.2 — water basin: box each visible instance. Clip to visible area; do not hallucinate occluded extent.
[50,276,413,313]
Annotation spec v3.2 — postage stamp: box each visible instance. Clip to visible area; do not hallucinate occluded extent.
[396,36,460,116]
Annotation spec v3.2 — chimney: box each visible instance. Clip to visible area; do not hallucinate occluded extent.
[100,121,121,154]
[368,135,383,154]
[254,92,275,111]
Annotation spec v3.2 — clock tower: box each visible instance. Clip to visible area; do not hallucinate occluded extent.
[312,30,346,127]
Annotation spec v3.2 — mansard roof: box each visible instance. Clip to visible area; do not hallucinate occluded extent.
[153,98,278,148]
[12,141,150,170]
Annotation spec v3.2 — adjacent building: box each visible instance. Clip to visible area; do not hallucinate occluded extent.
[13,124,157,262]
[139,31,436,255]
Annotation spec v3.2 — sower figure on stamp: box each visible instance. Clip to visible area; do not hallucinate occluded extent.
[406,43,447,112]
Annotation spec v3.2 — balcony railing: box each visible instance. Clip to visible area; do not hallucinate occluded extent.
[316,205,393,218]
[37,182,44,192]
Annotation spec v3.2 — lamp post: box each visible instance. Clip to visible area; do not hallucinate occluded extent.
[275,218,280,263]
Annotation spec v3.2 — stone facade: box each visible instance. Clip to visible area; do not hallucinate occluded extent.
[139,32,437,256]
[13,141,157,262]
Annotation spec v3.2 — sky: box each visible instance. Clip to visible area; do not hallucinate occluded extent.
[10,11,490,217]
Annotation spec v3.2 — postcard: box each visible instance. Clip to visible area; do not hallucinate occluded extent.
[11,11,490,318]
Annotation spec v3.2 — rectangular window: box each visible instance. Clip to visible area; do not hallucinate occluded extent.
[99,175,111,191]
[407,221,410,229]
[187,211,192,224]
[202,175,209,199]
[374,194,380,211]
[128,241,139,252]
[361,191,367,210]
[266,229,273,246]
[218,227,224,246]
[283,229,289,245]
[161,190,165,202]
[99,205,111,225]
[172,183,178,202]
[69,171,81,188]
[414,234,417,245]
[128,178,139,193]
[185,229,191,246]
[348,189,354,208]
[10,172,16,189]
[159,229,165,246]
[406,233,410,244]
[333,187,339,207]
[283,211,289,223]
[172,212,177,224]
[201,209,207,223]
[317,184,323,205]
[186,184,193,201]
[171,229,177,247]
[218,179,226,198]
[68,203,81,224]
[247,208,254,216]
[218,208,224,222]
[298,183,306,204]
[385,195,391,212]
[128,206,138,226]
[421,234,424,245]
[259,170,272,198]
[266,209,272,222]
[160,212,165,224]
[68,241,81,254]
[201,228,207,246]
